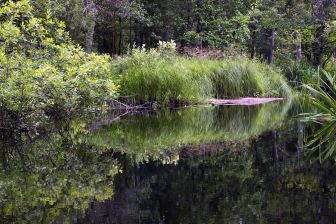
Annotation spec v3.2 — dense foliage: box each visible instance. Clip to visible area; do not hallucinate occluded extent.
[32,0,336,68]
[0,0,118,120]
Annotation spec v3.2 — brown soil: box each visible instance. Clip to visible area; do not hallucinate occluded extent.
[209,97,284,106]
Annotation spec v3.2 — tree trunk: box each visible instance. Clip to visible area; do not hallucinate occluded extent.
[196,0,202,51]
[315,26,324,66]
[186,0,193,31]
[198,34,203,51]
[86,20,95,53]
[313,0,326,66]
[119,17,122,55]
[272,129,278,163]
[140,33,144,47]
[268,30,275,64]
[161,4,169,41]
[84,0,96,53]
[134,20,141,47]
[250,25,256,59]
[111,31,116,55]
[129,16,132,47]
[297,121,304,167]
[294,31,302,62]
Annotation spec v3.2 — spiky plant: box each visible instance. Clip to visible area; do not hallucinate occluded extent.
[301,69,336,161]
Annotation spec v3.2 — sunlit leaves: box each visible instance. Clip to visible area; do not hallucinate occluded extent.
[0,0,118,123]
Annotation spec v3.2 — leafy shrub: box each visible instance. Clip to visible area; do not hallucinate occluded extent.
[0,0,118,119]
[182,31,199,47]
[302,69,336,122]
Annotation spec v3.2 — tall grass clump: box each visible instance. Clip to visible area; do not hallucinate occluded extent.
[114,43,292,105]
[210,59,292,98]
[115,48,213,104]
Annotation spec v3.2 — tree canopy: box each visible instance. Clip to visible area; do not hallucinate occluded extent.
[25,0,335,66]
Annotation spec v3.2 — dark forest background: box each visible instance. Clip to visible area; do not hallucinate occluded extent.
[29,0,336,66]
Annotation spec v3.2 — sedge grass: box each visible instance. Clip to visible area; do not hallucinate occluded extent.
[114,50,292,105]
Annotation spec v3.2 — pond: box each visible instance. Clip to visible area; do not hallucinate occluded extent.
[1,101,336,223]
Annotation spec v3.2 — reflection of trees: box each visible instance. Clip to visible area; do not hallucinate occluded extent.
[0,118,120,223]
[3,100,334,223]
[81,131,336,224]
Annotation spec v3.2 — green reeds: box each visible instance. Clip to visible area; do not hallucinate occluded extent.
[117,57,213,104]
[115,50,292,105]
[209,59,292,98]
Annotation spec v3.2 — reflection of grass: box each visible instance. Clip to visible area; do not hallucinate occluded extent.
[88,102,291,161]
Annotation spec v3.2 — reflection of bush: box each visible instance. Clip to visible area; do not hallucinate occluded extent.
[0,126,120,223]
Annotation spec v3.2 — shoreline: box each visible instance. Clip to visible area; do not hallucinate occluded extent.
[209,97,284,106]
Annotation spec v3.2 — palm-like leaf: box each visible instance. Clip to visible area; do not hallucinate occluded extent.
[301,69,336,162]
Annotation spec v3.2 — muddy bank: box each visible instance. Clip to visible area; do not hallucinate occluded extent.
[209,98,284,106]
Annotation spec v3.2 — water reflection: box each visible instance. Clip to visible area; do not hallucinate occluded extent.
[87,101,291,162]
[1,101,336,223]
[0,117,120,223]
[79,134,336,224]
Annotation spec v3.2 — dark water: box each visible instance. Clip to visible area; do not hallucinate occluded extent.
[1,101,336,223]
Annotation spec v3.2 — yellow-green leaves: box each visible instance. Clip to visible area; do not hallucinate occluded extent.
[0,22,21,47]
[0,0,32,21]
[0,0,118,120]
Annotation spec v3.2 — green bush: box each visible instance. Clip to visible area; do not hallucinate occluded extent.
[182,31,199,47]
[0,0,118,118]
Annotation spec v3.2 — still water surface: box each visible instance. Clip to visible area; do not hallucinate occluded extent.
[1,101,336,223]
